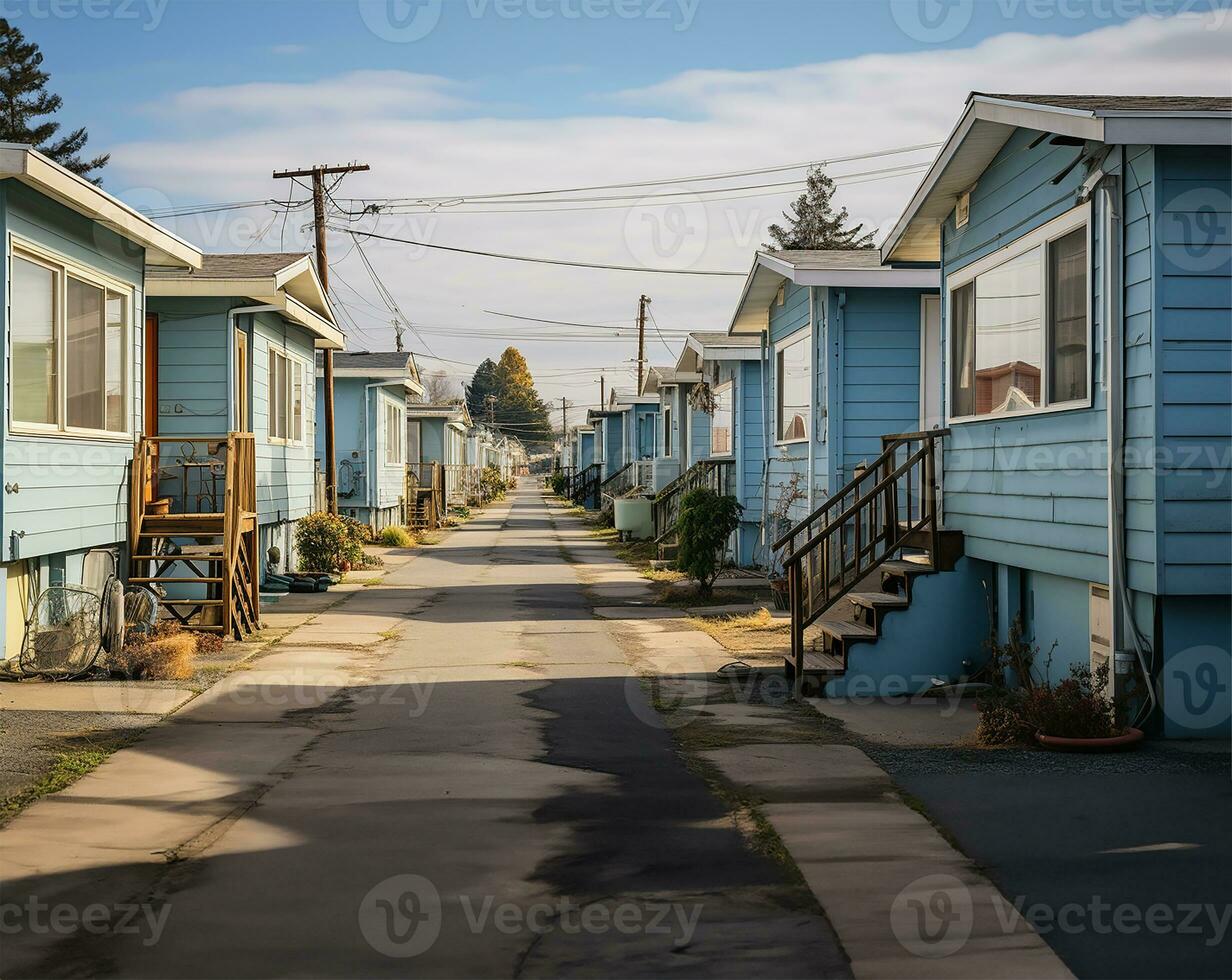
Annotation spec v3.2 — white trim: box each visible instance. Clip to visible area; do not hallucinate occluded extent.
[7,233,135,441]
[709,380,734,458]
[0,144,201,268]
[944,202,1094,425]
[919,293,943,430]
[773,326,811,447]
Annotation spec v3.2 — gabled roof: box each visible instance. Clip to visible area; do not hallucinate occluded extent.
[148,252,343,349]
[728,250,938,334]
[882,92,1232,263]
[0,143,201,268]
[643,364,701,391]
[318,350,424,396]
[608,387,658,410]
[677,330,764,371]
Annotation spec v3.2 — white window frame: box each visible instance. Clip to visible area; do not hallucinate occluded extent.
[267,347,306,445]
[7,235,133,441]
[710,380,734,457]
[774,327,811,446]
[384,399,403,465]
[945,203,1093,425]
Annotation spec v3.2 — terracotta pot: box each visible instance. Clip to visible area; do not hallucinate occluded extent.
[1035,727,1144,752]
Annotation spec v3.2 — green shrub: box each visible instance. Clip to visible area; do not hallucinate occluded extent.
[377,525,415,548]
[296,512,365,572]
[479,464,507,502]
[675,487,742,598]
[549,471,568,496]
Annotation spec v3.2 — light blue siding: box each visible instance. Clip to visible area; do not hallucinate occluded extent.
[1155,145,1232,595]
[251,312,317,525]
[578,431,594,470]
[151,297,230,435]
[1,180,145,564]
[940,127,1114,586]
[420,418,446,464]
[839,288,922,484]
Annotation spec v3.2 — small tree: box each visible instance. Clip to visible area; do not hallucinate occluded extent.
[675,488,742,598]
[0,20,108,181]
[764,165,875,251]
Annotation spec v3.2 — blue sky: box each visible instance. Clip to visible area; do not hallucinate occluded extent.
[20,1,1232,416]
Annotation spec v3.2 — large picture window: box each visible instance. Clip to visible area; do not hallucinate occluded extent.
[949,208,1089,420]
[9,246,130,435]
[776,332,810,442]
[711,382,733,456]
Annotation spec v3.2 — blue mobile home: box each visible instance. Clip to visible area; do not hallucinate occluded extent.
[881,93,1232,736]
[0,145,202,659]
[317,352,423,532]
[668,332,766,566]
[644,364,701,492]
[837,92,1229,737]
[145,253,344,585]
[406,401,474,505]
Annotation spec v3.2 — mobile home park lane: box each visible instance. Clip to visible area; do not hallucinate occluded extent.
[0,484,849,979]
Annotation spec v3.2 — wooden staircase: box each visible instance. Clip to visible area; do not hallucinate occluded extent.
[405,463,444,529]
[774,430,962,694]
[569,463,602,509]
[651,458,736,558]
[129,434,260,640]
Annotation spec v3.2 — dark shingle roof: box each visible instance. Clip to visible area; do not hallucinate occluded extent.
[766,249,886,269]
[327,352,414,371]
[146,252,310,280]
[977,94,1232,113]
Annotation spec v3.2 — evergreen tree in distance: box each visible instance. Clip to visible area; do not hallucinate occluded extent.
[466,347,553,448]
[0,19,108,182]
[764,165,875,251]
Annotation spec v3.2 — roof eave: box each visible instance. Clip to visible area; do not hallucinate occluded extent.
[0,145,202,268]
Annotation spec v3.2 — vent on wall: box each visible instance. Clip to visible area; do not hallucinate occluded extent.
[955,191,971,229]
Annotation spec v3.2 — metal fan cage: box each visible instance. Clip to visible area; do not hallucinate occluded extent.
[19,585,105,678]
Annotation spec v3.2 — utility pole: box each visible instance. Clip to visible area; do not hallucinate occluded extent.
[599,375,606,409]
[272,162,370,514]
[560,396,568,440]
[485,394,497,426]
[636,294,650,393]
[392,319,405,353]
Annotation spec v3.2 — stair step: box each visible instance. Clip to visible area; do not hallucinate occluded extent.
[801,649,845,673]
[815,618,878,643]
[130,577,223,584]
[132,554,224,561]
[881,556,935,576]
[848,591,909,611]
[161,598,224,606]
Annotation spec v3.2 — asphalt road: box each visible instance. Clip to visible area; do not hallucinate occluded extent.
[4,485,849,979]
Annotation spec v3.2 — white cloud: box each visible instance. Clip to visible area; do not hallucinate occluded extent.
[270,43,309,55]
[108,12,1231,418]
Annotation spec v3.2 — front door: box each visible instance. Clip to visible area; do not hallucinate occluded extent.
[234,330,249,433]
[920,295,942,430]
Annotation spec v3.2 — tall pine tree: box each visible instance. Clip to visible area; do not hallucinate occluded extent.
[465,347,553,447]
[764,165,875,251]
[0,20,108,182]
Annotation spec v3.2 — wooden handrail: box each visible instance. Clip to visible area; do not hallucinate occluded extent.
[772,428,949,551]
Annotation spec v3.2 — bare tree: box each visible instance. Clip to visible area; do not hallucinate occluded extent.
[422,370,463,404]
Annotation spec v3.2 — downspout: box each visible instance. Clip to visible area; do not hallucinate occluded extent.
[806,287,817,511]
[1091,149,1156,722]
[226,304,279,431]
[760,328,770,551]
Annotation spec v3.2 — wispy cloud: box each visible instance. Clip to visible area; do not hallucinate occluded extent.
[270,43,308,55]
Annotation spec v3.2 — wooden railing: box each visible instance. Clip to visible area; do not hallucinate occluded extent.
[405,462,445,526]
[570,463,602,506]
[443,464,480,505]
[774,430,948,674]
[129,433,258,640]
[600,461,636,500]
[652,458,736,542]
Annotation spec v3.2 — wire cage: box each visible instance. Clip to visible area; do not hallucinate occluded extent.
[20,585,104,677]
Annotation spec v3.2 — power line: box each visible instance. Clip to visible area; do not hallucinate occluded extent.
[333,226,745,276]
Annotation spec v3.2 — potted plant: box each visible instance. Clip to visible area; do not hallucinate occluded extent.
[766,460,808,611]
[975,619,1143,751]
